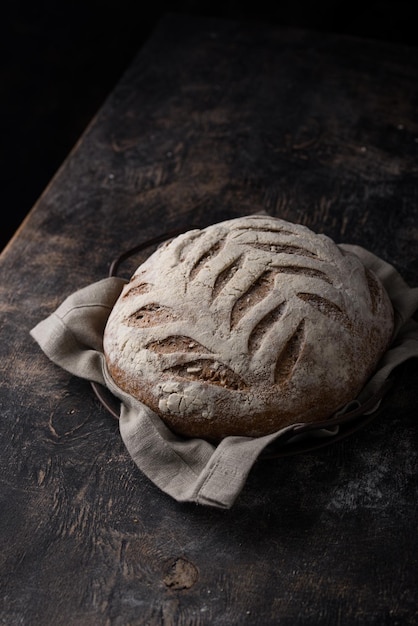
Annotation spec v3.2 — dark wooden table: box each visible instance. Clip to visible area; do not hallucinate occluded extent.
[1,13,417,625]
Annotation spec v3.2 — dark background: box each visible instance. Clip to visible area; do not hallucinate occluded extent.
[1,1,417,251]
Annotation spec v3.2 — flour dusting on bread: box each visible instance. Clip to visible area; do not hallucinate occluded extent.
[103,215,394,440]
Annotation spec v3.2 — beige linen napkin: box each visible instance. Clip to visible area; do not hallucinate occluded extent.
[30,245,418,508]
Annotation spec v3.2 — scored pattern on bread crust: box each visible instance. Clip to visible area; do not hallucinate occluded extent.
[189,241,225,280]
[126,304,177,327]
[275,265,332,283]
[122,282,151,298]
[125,219,342,387]
[230,269,277,329]
[103,215,394,438]
[248,301,287,353]
[296,293,352,330]
[147,336,209,354]
[212,255,244,300]
[274,320,305,384]
[249,242,319,257]
[168,359,247,390]
[365,268,381,315]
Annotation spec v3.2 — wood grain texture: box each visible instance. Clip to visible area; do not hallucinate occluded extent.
[0,13,417,625]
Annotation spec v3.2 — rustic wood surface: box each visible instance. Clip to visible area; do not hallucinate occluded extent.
[1,13,417,625]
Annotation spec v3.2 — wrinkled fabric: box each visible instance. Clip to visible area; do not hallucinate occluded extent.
[30,246,418,508]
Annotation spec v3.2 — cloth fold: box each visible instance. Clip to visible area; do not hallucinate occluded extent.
[30,246,418,509]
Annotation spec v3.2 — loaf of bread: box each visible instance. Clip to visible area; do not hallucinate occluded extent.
[103,215,394,441]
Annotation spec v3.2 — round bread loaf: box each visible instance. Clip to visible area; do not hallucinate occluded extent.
[103,215,394,441]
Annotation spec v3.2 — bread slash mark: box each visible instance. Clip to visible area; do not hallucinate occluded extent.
[364,268,381,315]
[250,243,319,258]
[275,266,332,284]
[212,255,243,300]
[146,336,212,354]
[122,282,152,298]
[297,293,351,329]
[189,240,225,280]
[165,359,247,391]
[248,302,287,354]
[125,304,176,327]
[230,270,276,329]
[274,320,305,384]
[233,225,295,236]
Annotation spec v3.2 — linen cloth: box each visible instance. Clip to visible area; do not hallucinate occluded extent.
[30,244,418,508]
